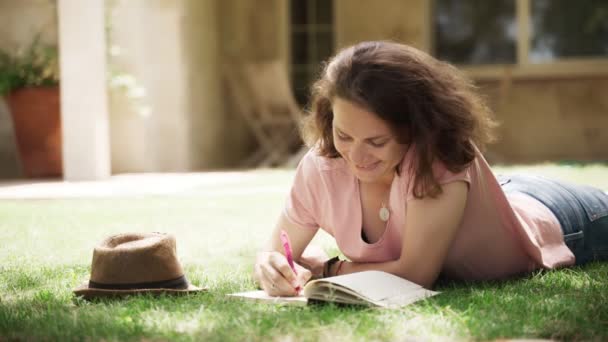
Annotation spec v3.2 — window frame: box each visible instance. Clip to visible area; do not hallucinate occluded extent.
[288,0,335,105]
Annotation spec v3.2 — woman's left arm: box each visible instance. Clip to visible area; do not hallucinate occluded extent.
[333,181,468,288]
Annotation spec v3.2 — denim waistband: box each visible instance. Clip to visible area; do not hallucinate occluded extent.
[497,174,608,235]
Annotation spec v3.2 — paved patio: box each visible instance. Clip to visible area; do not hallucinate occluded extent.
[0,171,290,199]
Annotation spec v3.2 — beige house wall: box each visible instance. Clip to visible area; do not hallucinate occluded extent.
[479,78,608,163]
[0,0,57,49]
[218,0,288,63]
[109,0,290,170]
[107,0,289,171]
[333,0,608,163]
[1,0,290,174]
[108,0,212,172]
[334,0,432,52]
[217,0,289,166]
[1,0,606,177]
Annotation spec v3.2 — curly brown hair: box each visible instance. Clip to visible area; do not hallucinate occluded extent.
[301,41,497,198]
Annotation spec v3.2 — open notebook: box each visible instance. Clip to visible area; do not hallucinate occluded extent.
[228,270,439,308]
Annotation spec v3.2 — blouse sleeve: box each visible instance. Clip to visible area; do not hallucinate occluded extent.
[283,149,321,230]
[405,156,472,201]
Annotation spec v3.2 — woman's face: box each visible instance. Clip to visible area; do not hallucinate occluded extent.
[332,97,408,184]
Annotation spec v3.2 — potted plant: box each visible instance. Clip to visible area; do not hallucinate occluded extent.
[0,35,62,178]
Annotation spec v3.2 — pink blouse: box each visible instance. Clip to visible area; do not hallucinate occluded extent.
[283,147,575,281]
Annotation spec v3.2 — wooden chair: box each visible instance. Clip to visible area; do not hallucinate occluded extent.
[224,60,305,167]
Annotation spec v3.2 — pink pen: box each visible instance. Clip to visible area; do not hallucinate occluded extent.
[279,229,301,292]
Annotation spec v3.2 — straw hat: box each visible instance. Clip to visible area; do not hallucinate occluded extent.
[73,232,205,299]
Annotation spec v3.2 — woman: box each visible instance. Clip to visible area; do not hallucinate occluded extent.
[253,41,608,296]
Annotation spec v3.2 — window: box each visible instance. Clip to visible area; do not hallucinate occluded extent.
[434,0,608,72]
[290,0,334,106]
[530,0,608,63]
[434,0,516,65]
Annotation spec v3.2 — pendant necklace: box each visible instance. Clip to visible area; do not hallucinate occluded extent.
[379,202,390,222]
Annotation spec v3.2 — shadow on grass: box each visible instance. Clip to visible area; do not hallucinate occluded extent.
[0,266,395,341]
[432,262,608,341]
[0,291,396,341]
[1,263,606,341]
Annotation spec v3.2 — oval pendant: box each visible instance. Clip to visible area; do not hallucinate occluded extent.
[379,206,390,222]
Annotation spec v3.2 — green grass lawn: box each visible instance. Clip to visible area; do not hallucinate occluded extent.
[1,164,607,341]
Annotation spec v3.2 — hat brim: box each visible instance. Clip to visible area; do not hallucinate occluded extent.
[73,281,206,300]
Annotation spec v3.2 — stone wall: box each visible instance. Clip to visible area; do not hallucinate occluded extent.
[478,78,608,163]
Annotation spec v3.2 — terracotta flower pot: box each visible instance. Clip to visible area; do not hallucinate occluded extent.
[6,87,63,178]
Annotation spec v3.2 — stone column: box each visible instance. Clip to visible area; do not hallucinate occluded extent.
[57,0,111,180]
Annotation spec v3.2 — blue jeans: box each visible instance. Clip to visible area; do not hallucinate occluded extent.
[498,174,608,265]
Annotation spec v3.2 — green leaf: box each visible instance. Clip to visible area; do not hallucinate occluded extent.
[0,33,59,95]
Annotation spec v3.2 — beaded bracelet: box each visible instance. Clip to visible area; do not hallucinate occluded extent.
[323,256,340,278]
[334,260,345,276]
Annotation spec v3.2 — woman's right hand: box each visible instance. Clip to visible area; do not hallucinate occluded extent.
[254,250,311,296]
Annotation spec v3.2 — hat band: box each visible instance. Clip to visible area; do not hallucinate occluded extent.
[88,275,188,290]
